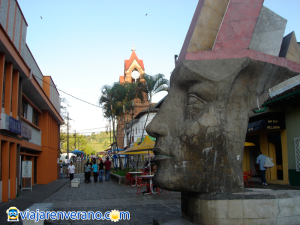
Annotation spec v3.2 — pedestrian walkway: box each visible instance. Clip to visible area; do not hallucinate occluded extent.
[1,173,299,225]
[0,178,69,224]
[42,173,181,225]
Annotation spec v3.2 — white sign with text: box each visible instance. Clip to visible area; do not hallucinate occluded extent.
[22,161,32,178]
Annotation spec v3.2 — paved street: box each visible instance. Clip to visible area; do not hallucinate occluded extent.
[42,173,181,225]
[2,173,300,225]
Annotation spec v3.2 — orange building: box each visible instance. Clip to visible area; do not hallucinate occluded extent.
[0,0,63,202]
[117,45,150,148]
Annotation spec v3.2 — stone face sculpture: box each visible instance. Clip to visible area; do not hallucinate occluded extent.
[146,0,300,194]
[146,58,297,193]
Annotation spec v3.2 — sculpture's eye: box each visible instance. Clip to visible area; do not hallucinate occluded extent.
[188,94,207,105]
[187,94,208,120]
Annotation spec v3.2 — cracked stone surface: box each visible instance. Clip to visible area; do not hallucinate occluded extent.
[146,58,298,194]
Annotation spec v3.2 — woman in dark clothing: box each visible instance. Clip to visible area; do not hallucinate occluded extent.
[98,158,104,182]
[84,162,89,183]
[84,162,92,183]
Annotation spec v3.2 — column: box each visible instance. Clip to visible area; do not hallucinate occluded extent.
[1,141,10,202]
[0,53,5,119]
[281,130,289,184]
[11,70,19,119]
[9,143,17,199]
[31,157,34,186]
[4,62,13,115]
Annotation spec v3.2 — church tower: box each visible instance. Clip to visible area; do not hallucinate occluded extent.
[119,43,146,84]
[117,44,150,148]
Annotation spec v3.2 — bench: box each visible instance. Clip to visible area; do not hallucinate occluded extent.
[71,178,80,187]
[22,203,53,225]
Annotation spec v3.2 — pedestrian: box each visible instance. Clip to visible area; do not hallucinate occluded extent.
[89,162,93,182]
[67,161,76,182]
[98,158,104,182]
[104,157,111,181]
[60,165,64,179]
[92,162,98,182]
[84,161,91,183]
[256,151,267,186]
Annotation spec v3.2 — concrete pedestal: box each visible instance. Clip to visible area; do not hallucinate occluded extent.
[71,178,80,187]
[180,189,300,224]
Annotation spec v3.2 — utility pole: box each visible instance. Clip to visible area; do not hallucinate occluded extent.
[74,130,76,149]
[109,119,111,146]
[123,105,125,148]
[129,101,134,146]
[67,112,69,159]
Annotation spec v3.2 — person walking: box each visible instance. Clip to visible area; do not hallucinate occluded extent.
[92,162,98,182]
[84,161,91,183]
[256,151,267,186]
[67,162,76,182]
[104,157,111,181]
[98,158,104,182]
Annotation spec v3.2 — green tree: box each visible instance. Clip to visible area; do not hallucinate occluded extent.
[140,74,169,140]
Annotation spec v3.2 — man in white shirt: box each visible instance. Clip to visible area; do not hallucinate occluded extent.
[256,151,267,186]
[68,162,76,181]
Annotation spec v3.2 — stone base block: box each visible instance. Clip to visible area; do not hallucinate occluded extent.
[71,178,80,188]
[153,217,194,225]
[181,189,300,224]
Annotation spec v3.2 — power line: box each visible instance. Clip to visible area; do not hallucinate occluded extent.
[33,75,102,108]
[76,127,108,132]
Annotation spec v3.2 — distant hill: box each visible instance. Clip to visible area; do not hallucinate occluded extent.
[60,131,113,155]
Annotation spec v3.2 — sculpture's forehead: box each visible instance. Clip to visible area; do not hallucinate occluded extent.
[173,58,249,84]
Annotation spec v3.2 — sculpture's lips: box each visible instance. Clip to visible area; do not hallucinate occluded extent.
[153,147,172,161]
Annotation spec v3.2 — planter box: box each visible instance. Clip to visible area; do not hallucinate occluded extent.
[110,173,125,185]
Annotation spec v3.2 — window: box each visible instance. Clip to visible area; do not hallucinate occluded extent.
[32,110,39,126]
[22,101,28,119]
[136,127,137,134]
[295,137,300,172]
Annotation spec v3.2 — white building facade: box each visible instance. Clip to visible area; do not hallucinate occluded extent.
[124,108,158,147]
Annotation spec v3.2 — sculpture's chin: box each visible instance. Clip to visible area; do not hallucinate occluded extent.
[152,159,179,191]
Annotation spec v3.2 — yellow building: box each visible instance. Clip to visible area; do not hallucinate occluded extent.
[244,78,300,186]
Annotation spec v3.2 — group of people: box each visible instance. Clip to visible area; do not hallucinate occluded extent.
[66,157,112,183]
[84,157,111,183]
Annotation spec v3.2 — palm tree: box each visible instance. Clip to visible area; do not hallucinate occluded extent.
[100,82,145,169]
[140,74,169,141]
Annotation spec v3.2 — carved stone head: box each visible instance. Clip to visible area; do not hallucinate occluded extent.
[146,58,297,193]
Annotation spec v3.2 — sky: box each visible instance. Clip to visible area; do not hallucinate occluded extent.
[17,0,300,135]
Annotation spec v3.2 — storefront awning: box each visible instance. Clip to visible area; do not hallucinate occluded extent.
[125,135,155,152]
[247,117,285,133]
[244,142,255,146]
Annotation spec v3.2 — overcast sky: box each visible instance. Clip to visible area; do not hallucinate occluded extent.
[17,0,300,135]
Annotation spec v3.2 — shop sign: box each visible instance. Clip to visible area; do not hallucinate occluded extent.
[247,116,285,133]
[9,116,21,135]
[21,121,32,139]
[0,113,21,135]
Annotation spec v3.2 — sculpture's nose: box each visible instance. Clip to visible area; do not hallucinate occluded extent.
[146,119,168,138]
